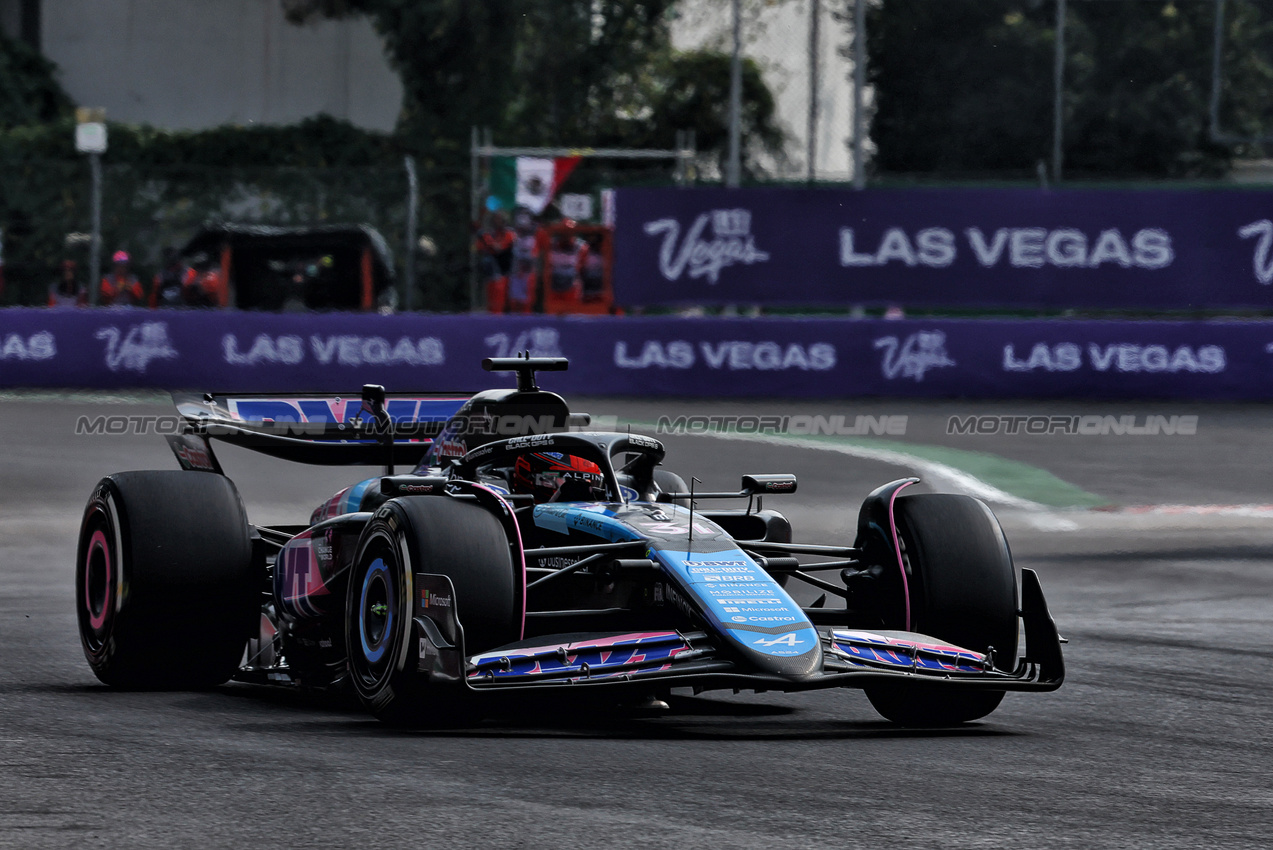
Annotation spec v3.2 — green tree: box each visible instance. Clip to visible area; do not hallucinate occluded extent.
[0,32,73,130]
[282,0,786,307]
[867,0,1273,179]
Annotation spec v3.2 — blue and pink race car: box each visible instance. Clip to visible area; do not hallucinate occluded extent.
[76,356,1063,726]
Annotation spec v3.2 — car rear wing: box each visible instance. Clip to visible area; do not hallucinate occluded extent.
[168,386,472,468]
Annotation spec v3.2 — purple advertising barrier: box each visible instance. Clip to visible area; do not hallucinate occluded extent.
[612,186,1273,309]
[3,307,1273,399]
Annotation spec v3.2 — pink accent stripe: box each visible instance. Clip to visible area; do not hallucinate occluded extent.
[85,530,110,631]
[469,483,527,640]
[887,481,917,632]
[471,631,681,663]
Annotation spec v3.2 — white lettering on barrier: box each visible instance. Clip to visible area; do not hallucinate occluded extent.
[309,336,444,367]
[1238,220,1273,284]
[0,331,55,361]
[613,341,835,371]
[95,323,178,373]
[874,332,956,382]
[840,226,1174,270]
[1002,343,1225,374]
[484,328,563,358]
[223,334,304,366]
[645,209,771,283]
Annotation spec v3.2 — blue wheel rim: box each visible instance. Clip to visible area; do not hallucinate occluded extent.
[359,557,395,664]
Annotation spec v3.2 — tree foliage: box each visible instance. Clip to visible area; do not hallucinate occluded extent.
[867,0,1273,179]
[0,32,74,130]
[279,0,787,306]
[283,0,784,171]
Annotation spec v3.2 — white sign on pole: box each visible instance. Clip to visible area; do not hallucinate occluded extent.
[75,123,108,154]
[560,193,594,221]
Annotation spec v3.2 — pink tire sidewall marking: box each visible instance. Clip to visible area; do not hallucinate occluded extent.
[85,528,112,632]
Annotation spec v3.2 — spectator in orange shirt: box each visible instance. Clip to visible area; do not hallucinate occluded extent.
[476,211,516,313]
[100,250,144,307]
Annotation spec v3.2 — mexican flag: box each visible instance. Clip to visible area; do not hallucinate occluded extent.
[489,156,581,215]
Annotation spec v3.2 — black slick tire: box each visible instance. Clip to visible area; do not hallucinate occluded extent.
[346,496,517,725]
[75,471,256,689]
[864,494,1018,727]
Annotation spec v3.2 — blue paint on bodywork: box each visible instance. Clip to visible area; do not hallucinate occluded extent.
[531,501,818,661]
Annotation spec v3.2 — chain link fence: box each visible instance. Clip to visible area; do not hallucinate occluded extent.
[0,157,482,310]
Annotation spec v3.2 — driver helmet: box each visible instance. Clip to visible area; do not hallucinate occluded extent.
[513,451,604,503]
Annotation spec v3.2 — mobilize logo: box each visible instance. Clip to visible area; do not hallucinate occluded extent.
[643,208,771,283]
[947,414,1199,436]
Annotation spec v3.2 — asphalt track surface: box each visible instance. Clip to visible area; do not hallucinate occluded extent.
[2,395,1272,848]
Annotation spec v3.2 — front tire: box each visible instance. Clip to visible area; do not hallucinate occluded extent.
[76,472,256,688]
[346,496,518,724]
[864,494,1018,727]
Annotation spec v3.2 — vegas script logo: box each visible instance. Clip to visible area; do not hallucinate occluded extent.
[643,208,770,284]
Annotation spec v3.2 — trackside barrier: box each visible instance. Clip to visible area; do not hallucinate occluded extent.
[1,307,1272,399]
[612,186,1273,309]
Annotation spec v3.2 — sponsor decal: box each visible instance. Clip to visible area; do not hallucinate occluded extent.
[874,331,956,382]
[644,208,770,283]
[95,322,179,373]
[175,443,214,471]
[504,433,557,449]
[277,536,329,619]
[0,331,55,361]
[420,589,452,609]
[625,433,661,450]
[684,560,748,568]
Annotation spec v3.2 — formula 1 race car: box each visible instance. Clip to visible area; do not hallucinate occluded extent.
[75,357,1064,727]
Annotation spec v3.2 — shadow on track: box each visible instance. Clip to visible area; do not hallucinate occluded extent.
[201,685,1021,742]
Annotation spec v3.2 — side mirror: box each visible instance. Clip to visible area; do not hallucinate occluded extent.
[742,474,797,495]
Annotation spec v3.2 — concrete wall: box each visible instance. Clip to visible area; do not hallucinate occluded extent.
[40,0,402,131]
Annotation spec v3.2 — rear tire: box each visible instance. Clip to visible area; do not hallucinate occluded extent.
[346,496,517,725]
[76,472,256,689]
[864,494,1018,727]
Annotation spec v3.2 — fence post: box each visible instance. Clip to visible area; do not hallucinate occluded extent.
[1052,0,1066,183]
[88,153,102,305]
[404,155,418,311]
[851,0,866,190]
[727,0,742,187]
[808,0,821,183]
